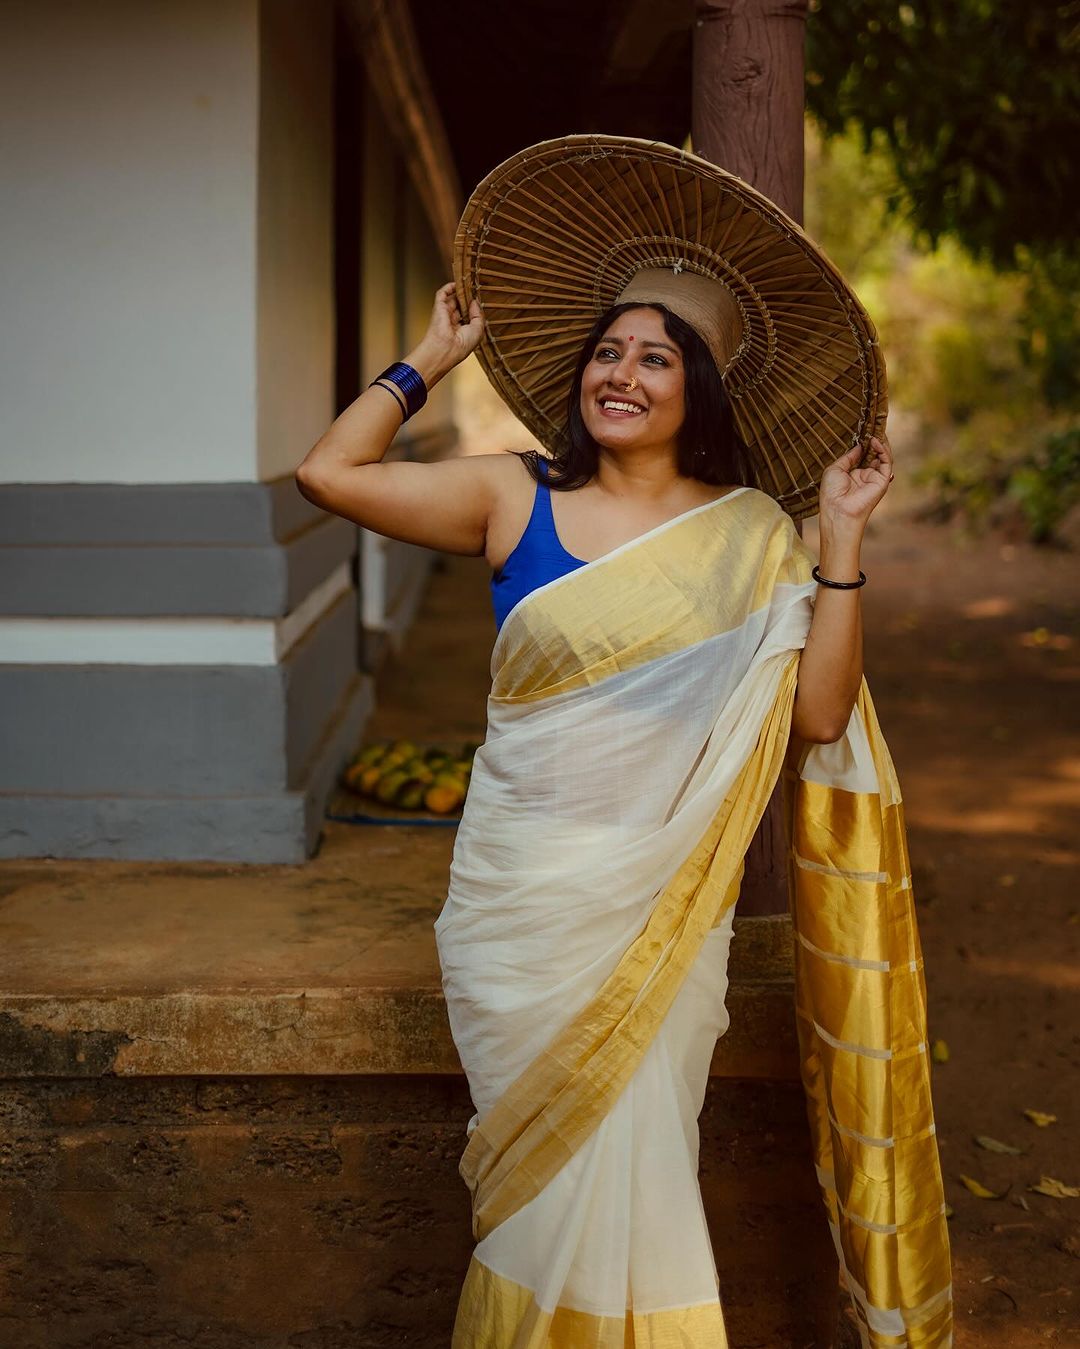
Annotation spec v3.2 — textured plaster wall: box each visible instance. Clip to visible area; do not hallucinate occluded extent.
[1,1075,834,1347]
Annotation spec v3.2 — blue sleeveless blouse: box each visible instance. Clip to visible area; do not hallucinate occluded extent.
[491,457,588,631]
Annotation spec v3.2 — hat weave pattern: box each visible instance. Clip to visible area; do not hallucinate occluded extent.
[454,135,888,521]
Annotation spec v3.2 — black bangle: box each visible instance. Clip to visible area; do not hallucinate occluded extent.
[370,361,428,420]
[812,564,866,589]
[369,379,407,420]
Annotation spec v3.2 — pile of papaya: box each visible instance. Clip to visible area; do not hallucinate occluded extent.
[342,738,479,815]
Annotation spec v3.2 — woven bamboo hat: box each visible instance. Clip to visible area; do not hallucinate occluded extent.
[453,134,888,521]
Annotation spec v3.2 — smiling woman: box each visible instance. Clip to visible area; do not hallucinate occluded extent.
[296,134,951,1348]
[550,300,755,500]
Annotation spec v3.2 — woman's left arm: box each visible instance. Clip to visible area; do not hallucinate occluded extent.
[790,434,894,744]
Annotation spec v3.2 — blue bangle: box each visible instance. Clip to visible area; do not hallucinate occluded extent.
[370,380,407,420]
[370,362,428,421]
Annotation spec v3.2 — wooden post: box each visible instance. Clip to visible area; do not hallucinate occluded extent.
[693,0,809,917]
[692,13,850,1344]
[692,0,809,222]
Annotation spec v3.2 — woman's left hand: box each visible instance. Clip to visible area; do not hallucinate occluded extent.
[818,434,895,531]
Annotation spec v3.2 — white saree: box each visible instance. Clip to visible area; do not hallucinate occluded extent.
[434,486,953,1347]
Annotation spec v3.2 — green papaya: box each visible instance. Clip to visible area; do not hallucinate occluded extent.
[375,770,410,804]
[397,779,427,809]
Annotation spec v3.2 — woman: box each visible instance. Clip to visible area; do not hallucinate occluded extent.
[298,137,952,1348]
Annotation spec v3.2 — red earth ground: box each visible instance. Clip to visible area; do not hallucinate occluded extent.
[360,483,1080,1347]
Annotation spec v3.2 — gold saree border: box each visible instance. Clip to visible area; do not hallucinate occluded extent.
[452,1255,730,1349]
[491,489,812,703]
[787,681,953,1345]
[461,655,800,1242]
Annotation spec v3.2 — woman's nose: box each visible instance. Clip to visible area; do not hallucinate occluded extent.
[609,354,636,387]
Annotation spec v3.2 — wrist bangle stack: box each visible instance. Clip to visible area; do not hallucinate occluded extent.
[369,361,428,422]
[812,564,867,589]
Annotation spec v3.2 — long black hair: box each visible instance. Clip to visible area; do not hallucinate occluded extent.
[511,301,756,492]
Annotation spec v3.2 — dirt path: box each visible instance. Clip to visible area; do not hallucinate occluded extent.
[361,495,1080,1345]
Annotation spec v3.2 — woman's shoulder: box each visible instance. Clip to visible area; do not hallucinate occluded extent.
[728,484,795,520]
[725,486,812,545]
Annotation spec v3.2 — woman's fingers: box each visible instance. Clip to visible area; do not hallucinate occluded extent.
[868,436,896,481]
[828,434,892,475]
[435,282,484,334]
[861,436,896,488]
[833,443,864,469]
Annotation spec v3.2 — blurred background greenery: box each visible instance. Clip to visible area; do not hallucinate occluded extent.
[803,0,1079,544]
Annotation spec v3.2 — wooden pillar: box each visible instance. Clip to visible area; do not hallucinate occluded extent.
[693,0,809,917]
[692,0,809,223]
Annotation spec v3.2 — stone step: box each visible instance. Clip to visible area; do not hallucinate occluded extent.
[0,825,799,1083]
[0,829,837,1347]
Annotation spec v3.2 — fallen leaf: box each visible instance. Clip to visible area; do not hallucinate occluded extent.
[931,1038,950,1064]
[1020,628,1074,651]
[1023,1109,1058,1127]
[975,1134,1025,1156]
[1029,1176,1080,1199]
[959,1173,1008,1199]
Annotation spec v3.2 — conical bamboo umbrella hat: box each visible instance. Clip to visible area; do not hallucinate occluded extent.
[453,134,888,521]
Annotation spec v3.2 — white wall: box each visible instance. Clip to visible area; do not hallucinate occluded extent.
[0,0,262,484]
[256,0,334,483]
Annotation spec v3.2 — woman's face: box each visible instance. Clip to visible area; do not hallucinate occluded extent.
[579,308,686,453]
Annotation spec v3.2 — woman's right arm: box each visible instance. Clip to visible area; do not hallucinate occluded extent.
[295,283,496,558]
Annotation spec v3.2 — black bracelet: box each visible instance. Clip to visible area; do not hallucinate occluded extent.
[370,379,408,420]
[812,564,866,589]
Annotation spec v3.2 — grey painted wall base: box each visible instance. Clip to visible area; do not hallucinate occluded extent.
[362,540,438,672]
[1,476,382,863]
[383,543,438,658]
[0,674,373,864]
[0,477,351,618]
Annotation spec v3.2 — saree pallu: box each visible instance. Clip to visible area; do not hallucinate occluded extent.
[434,486,953,1347]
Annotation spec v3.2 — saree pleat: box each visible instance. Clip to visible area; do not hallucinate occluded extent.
[435,487,952,1346]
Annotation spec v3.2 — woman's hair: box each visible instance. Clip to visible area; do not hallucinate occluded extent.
[511,301,756,492]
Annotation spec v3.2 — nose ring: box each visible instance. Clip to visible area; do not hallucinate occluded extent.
[624,376,638,392]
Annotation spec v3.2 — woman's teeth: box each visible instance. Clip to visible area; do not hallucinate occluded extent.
[600,400,643,414]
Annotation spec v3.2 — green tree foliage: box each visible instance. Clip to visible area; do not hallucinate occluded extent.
[805,123,1079,543]
[805,0,1079,266]
[805,3,1080,541]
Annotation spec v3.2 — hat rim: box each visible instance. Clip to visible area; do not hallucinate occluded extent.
[453,133,888,521]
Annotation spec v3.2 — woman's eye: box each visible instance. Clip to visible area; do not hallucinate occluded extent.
[594,348,667,365]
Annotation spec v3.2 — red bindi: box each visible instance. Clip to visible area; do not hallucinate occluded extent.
[628,335,634,342]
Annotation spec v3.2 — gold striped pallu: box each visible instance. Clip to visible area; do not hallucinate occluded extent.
[434,486,953,1347]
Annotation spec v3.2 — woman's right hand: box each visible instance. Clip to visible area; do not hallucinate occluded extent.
[405,282,485,387]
